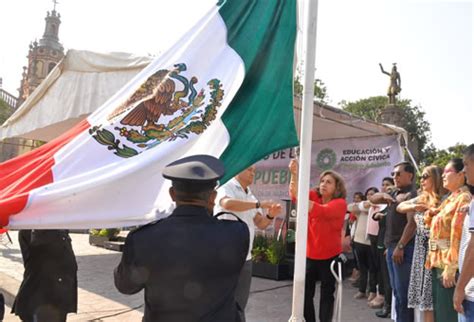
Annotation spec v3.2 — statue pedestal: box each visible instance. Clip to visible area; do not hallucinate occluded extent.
[378,104,404,127]
[378,104,420,162]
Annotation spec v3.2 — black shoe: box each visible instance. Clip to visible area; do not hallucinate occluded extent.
[375,307,390,318]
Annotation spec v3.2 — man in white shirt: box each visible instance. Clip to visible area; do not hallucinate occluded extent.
[454,144,474,321]
[215,165,282,322]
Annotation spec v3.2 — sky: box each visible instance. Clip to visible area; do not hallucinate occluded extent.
[0,0,472,150]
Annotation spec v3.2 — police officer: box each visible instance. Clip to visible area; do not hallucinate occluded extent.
[12,230,78,322]
[114,154,250,322]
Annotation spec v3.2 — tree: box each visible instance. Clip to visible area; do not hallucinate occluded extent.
[339,96,386,121]
[423,143,467,168]
[340,96,431,161]
[293,62,328,102]
[0,97,14,125]
[293,76,327,102]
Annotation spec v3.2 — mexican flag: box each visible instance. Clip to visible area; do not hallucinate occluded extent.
[0,0,298,229]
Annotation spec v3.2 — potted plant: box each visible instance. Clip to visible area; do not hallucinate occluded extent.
[251,234,290,280]
[89,228,120,248]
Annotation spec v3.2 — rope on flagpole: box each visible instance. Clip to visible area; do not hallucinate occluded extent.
[398,133,421,175]
[404,146,420,175]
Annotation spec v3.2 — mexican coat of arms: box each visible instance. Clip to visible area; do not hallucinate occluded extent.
[89,63,224,158]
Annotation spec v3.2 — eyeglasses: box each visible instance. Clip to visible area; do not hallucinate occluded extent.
[420,174,430,180]
[391,171,402,177]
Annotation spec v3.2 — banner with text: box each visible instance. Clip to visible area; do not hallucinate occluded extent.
[252,135,403,202]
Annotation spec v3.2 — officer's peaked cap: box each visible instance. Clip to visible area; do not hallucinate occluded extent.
[163,154,225,192]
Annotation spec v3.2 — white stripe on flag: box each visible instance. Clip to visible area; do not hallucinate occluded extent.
[8,5,245,229]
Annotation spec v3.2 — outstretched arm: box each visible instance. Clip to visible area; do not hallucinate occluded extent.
[397,197,426,214]
[219,198,256,211]
[288,159,298,199]
[288,159,315,211]
[254,203,282,229]
[379,63,390,76]
[369,192,395,205]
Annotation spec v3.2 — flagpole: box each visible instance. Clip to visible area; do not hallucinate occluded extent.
[289,0,319,321]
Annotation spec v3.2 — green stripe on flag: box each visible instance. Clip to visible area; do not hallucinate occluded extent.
[219,0,298,182]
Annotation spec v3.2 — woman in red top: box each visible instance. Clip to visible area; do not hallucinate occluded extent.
[289,160,347,322]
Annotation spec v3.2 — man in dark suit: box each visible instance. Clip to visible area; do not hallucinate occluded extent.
[12,230,78,322]
[114,154,250,322]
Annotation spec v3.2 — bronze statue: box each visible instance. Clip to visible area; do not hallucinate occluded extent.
[379,63,401,104]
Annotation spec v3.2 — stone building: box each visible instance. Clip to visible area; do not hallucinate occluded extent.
[0,4,64,162]
[17,7,64,106]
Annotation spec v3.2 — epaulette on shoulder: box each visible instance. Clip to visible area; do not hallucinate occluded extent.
[129,218,165,235]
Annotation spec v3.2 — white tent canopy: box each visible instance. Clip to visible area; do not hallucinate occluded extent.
[293,98,407,142]
[0,49,153,142]
[0,50,407,143]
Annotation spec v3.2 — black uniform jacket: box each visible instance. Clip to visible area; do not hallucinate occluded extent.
[114,205,249,322]
[12,230,78,319]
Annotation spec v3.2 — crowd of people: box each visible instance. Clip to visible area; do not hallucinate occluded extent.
[311,144,474,322]
[1,144,473,322]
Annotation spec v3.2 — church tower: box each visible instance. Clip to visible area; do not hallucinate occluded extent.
[0,1,65,162]
[18,1,64,106]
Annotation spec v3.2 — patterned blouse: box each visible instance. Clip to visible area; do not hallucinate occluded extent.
[425,186,472,278]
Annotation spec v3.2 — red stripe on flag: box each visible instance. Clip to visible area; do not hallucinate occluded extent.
[0,119,91,226]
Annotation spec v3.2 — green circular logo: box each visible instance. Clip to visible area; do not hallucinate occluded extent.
[316,148,337,170]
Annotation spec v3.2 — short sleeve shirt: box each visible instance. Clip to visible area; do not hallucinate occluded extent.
[460,200,474,301]
[384,185,417,248]
[214,178,258,261]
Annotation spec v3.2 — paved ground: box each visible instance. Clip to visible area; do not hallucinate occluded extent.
[0,232,388,321]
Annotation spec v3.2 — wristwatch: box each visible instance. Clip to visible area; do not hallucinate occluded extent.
[397,242,404,250]
[255,200,261,209]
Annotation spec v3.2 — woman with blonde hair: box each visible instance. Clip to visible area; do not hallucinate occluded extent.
[425,158,472,322]
[397,165,445,322]
[289,160,347,322]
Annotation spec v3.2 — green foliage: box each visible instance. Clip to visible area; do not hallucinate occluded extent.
[294,76,327,102]
[265,238,286,265]
[340,96,431,160]
[251,235,268,262]
[252,246,267,262]
[0,98,14,125]
[251,234,286,264]
[253,234,268,249]
[89,229,100,236]
[89,228,120,238]
[33,140,46,148]
[293,64,328,104]
[422,143,467,168]
[339,96,387,121]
